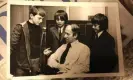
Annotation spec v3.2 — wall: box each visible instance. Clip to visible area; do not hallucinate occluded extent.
[69,6,105,20]
[10,5,29,31]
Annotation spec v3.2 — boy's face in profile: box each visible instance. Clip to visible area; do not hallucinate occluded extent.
[92,24,100,33]
[30,14,44,25]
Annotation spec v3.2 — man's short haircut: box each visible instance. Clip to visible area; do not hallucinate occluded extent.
[29,6,46,17]
[70,24,80,37]
[91,13,108,31]
[54,10,68,24]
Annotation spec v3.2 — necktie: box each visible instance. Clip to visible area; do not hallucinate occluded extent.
[95,33,98,40]
[60,43,71,64]
[59,28,62,42]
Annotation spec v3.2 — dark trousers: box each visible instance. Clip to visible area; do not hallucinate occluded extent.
[15,58,40,76]
[15,68,30,76]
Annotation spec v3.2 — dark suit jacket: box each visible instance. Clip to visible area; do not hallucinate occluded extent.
[10,21,43,75]
[46,26,66,52]
[90,31,118,73]
[44,26,66,74]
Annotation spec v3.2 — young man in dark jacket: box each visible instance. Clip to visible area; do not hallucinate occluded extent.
[90,13,118,73]
[10,6,46,76]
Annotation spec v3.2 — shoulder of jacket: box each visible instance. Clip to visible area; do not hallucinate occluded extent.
[50,26,56,30]
[19,21,27,28]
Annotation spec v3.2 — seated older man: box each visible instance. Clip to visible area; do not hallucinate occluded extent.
[44,24,90,74]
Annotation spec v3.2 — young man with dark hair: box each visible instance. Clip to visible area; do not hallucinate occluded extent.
[43,10,68,74]
[10,6,46,76]
[90,13,118,73]
[46,10,68,53]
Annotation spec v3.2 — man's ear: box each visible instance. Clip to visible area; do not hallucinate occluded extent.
[73,33,78,39]
[29,14,34,19]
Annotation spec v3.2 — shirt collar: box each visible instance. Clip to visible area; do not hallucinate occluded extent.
[70,40,79,47]
[27,20,39,28]
[97,31,103,37]
[58,26,65,33]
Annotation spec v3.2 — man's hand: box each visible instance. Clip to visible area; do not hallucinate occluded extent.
[43,48,52,56]
[57,64,70,73]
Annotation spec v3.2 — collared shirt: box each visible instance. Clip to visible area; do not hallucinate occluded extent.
[48,40,90,74]
[98,31,103,38]
[58,26,65,33]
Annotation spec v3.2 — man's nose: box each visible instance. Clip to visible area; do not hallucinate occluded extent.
[40,19,43,23]
[58,20,62,22]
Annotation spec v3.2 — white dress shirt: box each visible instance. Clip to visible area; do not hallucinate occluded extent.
[48,40,90,74]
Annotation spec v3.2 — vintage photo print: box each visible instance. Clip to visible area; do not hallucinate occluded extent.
[7,1,124,79]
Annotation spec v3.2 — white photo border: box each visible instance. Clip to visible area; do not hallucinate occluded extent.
[7,1,124,79]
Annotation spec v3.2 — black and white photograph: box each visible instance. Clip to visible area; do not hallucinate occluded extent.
[7,1,124,79]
